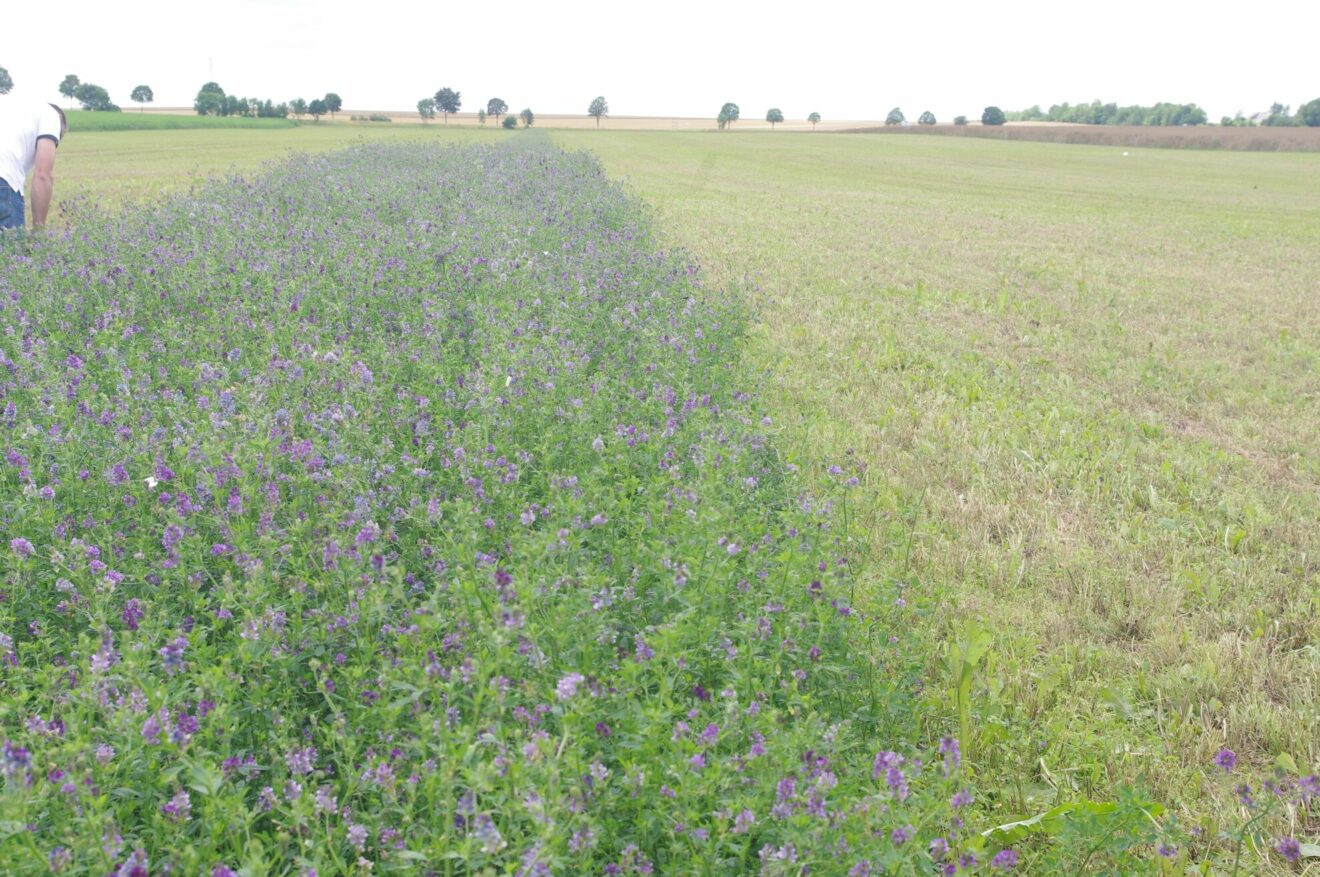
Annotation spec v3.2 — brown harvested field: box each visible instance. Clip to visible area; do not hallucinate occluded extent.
[846,122,1320,151]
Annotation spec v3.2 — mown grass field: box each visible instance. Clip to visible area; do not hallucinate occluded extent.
[39,126,1320,864]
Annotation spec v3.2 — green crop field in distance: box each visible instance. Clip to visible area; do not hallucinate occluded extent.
[50,125,501,210]
[65,109,298,131]
[42,125,1320,847]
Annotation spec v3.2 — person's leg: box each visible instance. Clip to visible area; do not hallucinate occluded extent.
[0,181,24,231]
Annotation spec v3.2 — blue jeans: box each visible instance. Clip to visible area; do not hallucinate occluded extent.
[0,181,24,230]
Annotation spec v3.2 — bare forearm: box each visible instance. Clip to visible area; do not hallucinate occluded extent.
[30,174,54,228]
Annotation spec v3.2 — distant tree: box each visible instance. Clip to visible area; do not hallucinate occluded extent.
[519,107,534,127]
[417,98,436,123]
[918,110,936,125]
[766,107,784,128]
[487,98,508,124]
[1299,98,1320,127]
[953,115,968,126]
[588,95,608,127]
[434,87,461,123]
[885,107,905,126]
[808,111,821,129]
[717,102,740,129]
[195,81,226,116]
[130,85,154,112]
[308,98,327,121]
[477,108,487,126]
[0,67,11,95]
[59,75,80,107]
[290,98,307,119]
[981,105,1006,126]
[1261,102,1298,127]
[501,115,517,129]
[74,83,117,111]
[323,93,342,119]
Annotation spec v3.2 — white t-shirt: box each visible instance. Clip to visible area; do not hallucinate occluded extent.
[0,95,63,197]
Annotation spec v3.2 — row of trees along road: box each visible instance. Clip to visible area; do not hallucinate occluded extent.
[724,106,827,128]
[416,91,611,128]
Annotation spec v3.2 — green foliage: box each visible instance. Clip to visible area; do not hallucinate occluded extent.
[717,101,740,129]
[1012,100,1208,126]
[416,97,435,122]
[501,114,517,129]
[477,108,487,125]
[885,107,905,126]
[194,81,225,116]
[58,74,80,104]
[519,107,534,127]
[1300,98,1320,126]
[308,98,327,121]
[953,115,968,125]
[981,105,1006,126]
[766,107,784,127]
[290,98,307,119]
[588,96,609,127]
[808,111,821,128]
[434,87,461,122]
[130,85,154,110]
[350,113,392,123]
[487,97,508,121]
[918,110,937,125]
[323,92,342,119]
[73,82,118,111]
[0,66,11,95]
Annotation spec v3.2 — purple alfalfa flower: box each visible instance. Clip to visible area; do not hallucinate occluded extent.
[939,736,961,774]
[285,746,317,775]
[1235,783,1254,807]
[1,741,30,779]
[732,809,755,834]
[699,723,720,746]
[1213,748,1237,772]
[1274,837,1301,864]
[9,538,34,559]
[113,848,148,877]
[950,788,973,809]
[873,751,910,801]
[158,636,187,675]
[634,638,654,662]
[890,825,914,846]
[313,785,337,815]
[257,786,276,811]
[347,823,368,852]
[211,867,238,877]
[556,672,585,701]
[120,599,144,631]
[959,852,979,871]
[928,837,950,861]
[473,813,505,853]
[284,780,303,801]
[991,849,1019,871]
[847,861,873,877]
[161,788,191,821]
[48,846,72,872]
[568,825,595,853]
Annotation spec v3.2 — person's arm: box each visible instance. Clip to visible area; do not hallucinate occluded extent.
[30,138,58,229]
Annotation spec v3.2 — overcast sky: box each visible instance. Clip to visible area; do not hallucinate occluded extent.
[6,0,1317,122]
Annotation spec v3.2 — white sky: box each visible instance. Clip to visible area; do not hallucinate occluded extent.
[6,0,1317,122]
